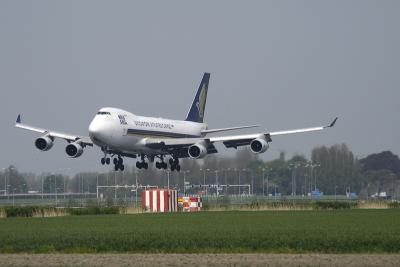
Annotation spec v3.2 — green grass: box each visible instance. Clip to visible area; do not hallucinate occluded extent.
[0,210,399,253]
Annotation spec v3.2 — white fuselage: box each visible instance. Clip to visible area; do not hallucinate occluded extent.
[88,107,207,155]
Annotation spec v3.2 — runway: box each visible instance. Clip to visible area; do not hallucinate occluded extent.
[0,254,399,267]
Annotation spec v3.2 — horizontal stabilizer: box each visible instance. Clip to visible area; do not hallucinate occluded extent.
[201,125,259,135]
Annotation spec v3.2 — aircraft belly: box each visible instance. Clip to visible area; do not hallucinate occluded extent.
[108,134,165,155]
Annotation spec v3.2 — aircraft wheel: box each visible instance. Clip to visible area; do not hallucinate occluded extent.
[163,162,168,169]
[136,161,141,169]
[176,165,181,172]
[106,158,110,165]
[113,158,118,165]
[169,158,174,165]
[144,162,148,170]
[120,164,125,171]
[101,158,105,165]
[171,165,175,171]
[155,162,160,169]
[114,165,119,171]
[118,157,123,165]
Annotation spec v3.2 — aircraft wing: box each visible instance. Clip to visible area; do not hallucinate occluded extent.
[15,114,93,146]
[144,117,337,153]
[212,117,337,148]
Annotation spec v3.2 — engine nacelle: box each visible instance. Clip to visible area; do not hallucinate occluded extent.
[250,138,269,154]
[35,136,54,151]
[65,142,84,158]
[188,143,208,159]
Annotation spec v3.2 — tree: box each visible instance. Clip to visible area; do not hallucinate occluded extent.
[5,166,27,193]
[362,169,396,196]
[360,151,400,177]
[43,174,64,193]
[311,144,362,194]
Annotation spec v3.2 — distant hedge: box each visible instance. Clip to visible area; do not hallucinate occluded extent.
[4,206,39,217]
[0,206,122,218]
[313,201,358,210]
[388,202,400,209]
[67,207,120,216]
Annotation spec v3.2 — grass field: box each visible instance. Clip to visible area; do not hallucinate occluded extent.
[0,210,399,253]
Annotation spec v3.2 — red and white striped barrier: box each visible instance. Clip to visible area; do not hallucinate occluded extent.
[142,189,178,213]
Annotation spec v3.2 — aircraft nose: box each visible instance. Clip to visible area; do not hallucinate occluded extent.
[88,119,103,139]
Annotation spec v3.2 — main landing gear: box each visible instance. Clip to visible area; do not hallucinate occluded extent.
[169,158,181,172]
[155,156,167,170]
[135,155,180,172]
[113,156,125,171]
[136,155,148,170]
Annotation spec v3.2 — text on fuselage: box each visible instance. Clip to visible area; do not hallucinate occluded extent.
[134,120,174,129]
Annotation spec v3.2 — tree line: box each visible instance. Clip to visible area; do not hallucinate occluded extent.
[1,143,399,198]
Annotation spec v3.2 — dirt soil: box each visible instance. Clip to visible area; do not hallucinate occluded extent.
[0,254,399,267]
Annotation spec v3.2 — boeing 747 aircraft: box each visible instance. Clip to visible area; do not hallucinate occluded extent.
[15,73,337,172]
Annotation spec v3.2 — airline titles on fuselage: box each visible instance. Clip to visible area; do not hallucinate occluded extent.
[133,120,175,130]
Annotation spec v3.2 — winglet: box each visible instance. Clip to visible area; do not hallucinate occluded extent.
[16,114,21,124]
[328,117,338,128]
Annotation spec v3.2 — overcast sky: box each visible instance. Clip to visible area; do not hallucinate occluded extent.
[0,1,399,174]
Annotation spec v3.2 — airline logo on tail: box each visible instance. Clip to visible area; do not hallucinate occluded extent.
[196,83,208,119]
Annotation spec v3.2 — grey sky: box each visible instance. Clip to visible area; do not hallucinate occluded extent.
[0,1,399,174]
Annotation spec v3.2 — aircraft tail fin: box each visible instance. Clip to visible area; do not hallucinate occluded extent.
[185,73,210,123]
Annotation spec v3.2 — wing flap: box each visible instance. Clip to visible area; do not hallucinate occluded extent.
[201,125,259,135]
[144,137,218,157]
[144,137,204,148]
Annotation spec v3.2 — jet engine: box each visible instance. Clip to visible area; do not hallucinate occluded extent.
[250,138,269,154]
[65,142,84,158]
[34,136,54,151]
[188,143,208,159]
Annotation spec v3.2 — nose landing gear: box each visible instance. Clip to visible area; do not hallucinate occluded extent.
[100,148,124,171]
[101,156,111,165]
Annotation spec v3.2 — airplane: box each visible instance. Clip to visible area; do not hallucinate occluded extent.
[15,73,337,172]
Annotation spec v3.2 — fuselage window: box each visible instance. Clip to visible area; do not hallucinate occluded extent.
[97,112,111,115]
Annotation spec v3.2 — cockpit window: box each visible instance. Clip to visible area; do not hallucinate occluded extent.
[97,112,111,115]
